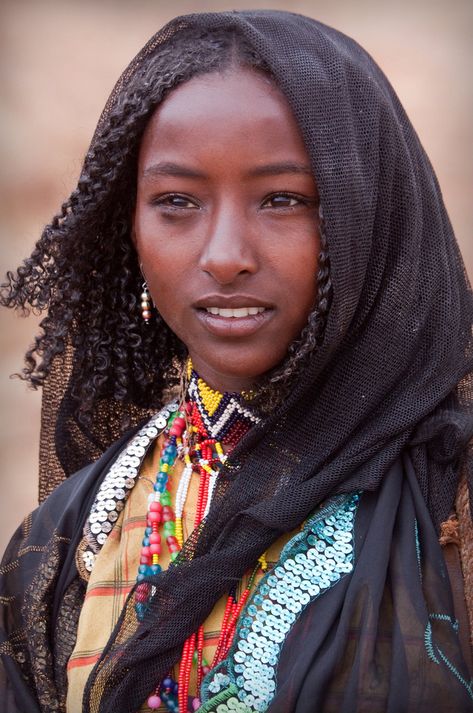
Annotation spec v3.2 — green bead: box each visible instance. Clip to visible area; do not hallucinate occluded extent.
[170,552,179,562]
[160,492,172,506]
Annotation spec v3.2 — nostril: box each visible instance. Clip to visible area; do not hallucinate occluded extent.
[199,249,257,284]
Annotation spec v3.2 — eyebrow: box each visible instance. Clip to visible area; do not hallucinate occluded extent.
[248,161,313,178]
[141,161,314,179]
[142,162,206,179]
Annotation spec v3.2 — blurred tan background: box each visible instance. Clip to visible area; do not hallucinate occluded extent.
[0,0,472,553]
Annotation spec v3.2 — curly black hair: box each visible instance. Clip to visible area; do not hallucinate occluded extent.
[1,28,332,424]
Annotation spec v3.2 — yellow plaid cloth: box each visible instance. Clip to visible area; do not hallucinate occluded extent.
[66,435,293,712]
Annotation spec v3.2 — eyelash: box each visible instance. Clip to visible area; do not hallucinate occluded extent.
[152,192,313,211]
[261,193,311,209]
[153,194,198,210]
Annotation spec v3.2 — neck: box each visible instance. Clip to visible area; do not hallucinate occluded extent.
[187,356,258,394]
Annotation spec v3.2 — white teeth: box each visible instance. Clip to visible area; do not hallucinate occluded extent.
[205,306,266,317]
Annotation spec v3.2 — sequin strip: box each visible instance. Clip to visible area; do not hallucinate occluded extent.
[81,402,179,574]
[425,614,473,698]
[199,493,360,713]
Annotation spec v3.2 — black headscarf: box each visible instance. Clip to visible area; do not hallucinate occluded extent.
[79,10,473,712]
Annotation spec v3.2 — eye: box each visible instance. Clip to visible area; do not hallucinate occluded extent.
[261,193,306,209]
[153,194,199,209]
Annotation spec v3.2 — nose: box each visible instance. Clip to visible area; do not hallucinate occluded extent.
[198,200,258,285]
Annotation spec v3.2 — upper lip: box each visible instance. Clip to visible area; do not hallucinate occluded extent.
[193,295,273,309]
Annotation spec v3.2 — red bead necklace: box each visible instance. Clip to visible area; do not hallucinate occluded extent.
[140,367,263,712]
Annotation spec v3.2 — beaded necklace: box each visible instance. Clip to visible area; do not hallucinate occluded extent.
[135,363,263,712]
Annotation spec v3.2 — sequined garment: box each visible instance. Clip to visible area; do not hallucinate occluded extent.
[76,394,360,713]
[80,403,179,576]
[198,493,360,713]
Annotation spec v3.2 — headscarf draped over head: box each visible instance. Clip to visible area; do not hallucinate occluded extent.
[36,10,473,712]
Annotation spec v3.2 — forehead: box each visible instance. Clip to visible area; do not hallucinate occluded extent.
[138,67,310,165]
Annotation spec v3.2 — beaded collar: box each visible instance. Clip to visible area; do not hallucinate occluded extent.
[186,364,260,448]
[79,369,260,576]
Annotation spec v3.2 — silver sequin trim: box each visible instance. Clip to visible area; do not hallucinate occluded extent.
[81,402,178,573]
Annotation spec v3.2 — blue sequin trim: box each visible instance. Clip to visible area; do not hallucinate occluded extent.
[425,613,473,699]
[198,492,360,713]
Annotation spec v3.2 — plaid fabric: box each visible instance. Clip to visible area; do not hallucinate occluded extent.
[66,436,293,712]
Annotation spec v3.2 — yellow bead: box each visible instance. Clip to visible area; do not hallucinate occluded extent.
[175,518,184,548]
[258,553,268,571]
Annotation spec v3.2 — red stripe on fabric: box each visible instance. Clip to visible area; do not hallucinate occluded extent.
[85,585,133,598]
[67,653,101,670]
[123,519,147,532]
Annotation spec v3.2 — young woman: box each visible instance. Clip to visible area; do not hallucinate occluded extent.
[1,10,472,713]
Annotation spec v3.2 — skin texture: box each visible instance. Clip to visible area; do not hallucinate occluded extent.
[133,68,320,393]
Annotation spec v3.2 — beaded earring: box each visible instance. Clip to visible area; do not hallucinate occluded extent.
[140,282,152,322]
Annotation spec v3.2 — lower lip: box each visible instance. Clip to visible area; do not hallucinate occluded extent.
[195,309,274,337]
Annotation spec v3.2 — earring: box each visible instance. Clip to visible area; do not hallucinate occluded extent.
[140,282,152,322]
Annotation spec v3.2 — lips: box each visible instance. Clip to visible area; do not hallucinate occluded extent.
[193,296,274,337]
[205,306,266,317]
[194,294,272,309]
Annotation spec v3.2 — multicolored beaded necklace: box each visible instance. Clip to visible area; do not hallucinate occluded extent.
[134,362,263,712]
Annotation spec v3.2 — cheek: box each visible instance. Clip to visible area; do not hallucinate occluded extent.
[145,262,190,330]
[134,241,183,332]
[134,210,191,291]
[274,233,320,319]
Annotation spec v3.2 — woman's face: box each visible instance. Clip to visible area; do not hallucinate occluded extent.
[134,67,319,392]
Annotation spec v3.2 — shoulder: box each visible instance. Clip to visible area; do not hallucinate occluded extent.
[2,425,143,568]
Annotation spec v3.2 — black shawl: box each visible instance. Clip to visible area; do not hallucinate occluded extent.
[1,430,472,712]
[0,432,135,712]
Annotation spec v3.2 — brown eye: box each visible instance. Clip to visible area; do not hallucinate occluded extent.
[262,194,302,208]
[156,194,198,209]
